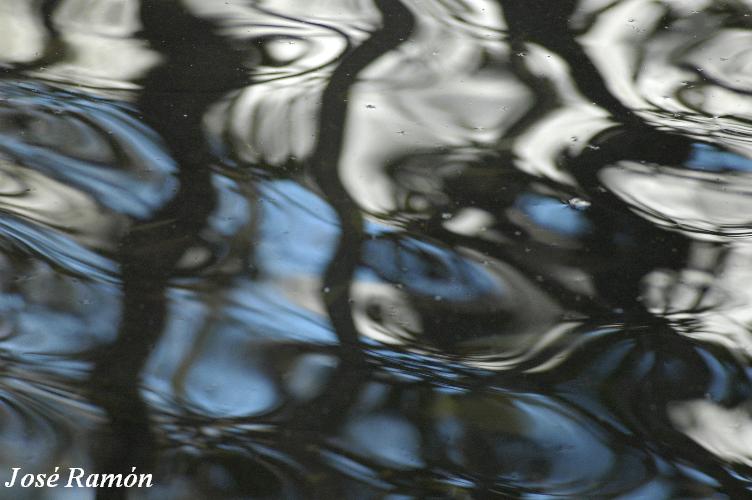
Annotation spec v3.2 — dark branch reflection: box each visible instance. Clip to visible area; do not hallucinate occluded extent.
[88,0,249,496]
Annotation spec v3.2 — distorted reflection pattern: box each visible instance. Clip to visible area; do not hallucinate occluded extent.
[1,0,752,497]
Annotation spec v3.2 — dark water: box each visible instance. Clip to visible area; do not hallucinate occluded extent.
[1,0,752,498]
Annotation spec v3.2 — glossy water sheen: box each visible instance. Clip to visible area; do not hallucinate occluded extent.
[1,0,752,498]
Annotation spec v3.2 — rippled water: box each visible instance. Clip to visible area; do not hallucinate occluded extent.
[2,0,752,497]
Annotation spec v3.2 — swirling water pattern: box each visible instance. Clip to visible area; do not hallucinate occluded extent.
[1,0,752,498]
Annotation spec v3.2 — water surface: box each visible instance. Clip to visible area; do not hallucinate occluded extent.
[1,0,752,498]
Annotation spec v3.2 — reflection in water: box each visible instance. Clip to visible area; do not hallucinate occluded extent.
[0,0,752,497]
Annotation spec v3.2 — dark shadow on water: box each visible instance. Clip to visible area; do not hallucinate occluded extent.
[291,0,415,432]
[86,1,249,496]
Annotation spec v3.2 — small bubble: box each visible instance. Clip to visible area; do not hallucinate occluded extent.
[201,426,221,439]
[441,212,452,220]
[434,295,443,301]
[567,197,591,210]
[366,104,375,109]
[323,287,330,294]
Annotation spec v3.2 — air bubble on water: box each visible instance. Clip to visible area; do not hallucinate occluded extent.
[567,197,591,210]
[441,212,452,220]
[366,104,375,109]
[201,426,221,439]
[323,287,330,294]
[434,295,442,301]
